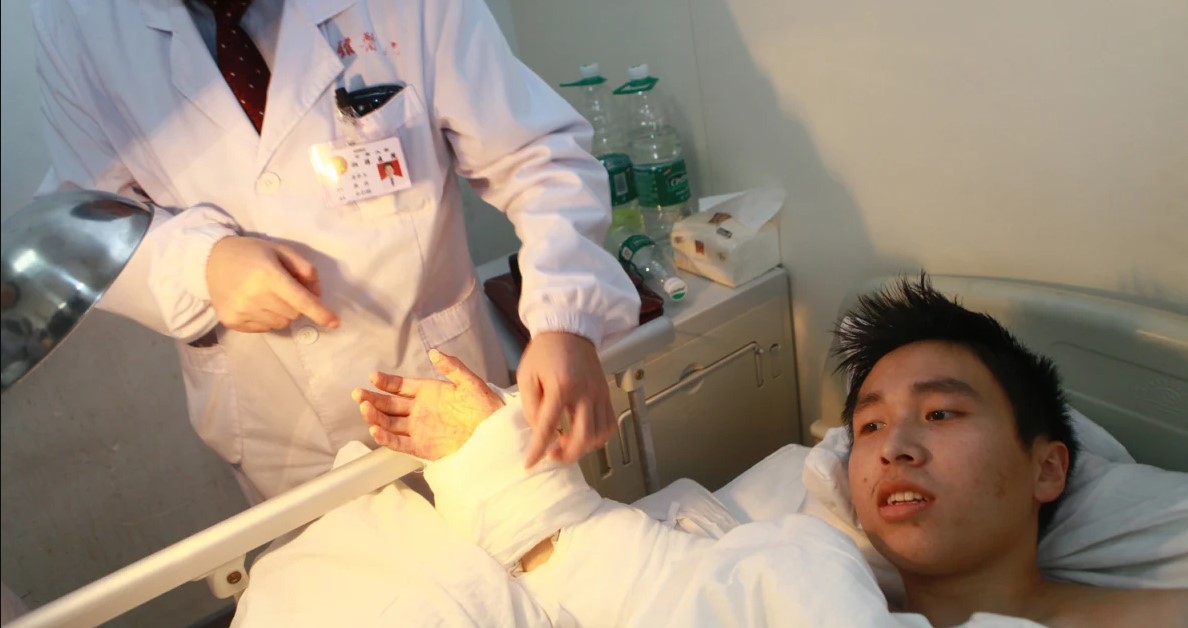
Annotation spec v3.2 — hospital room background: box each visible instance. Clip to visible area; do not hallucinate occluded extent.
[1,0,1185,625]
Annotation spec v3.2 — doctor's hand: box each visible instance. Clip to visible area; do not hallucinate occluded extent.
[518,332,614,468]
[205,236,340,333]
[354,349,505,460]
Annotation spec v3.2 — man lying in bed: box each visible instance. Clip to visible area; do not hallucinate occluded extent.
[829,276,1186,625]
[233,275,1186,626]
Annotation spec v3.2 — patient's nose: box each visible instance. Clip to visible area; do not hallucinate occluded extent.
[880,424,928,466]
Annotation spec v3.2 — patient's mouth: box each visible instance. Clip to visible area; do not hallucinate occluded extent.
[877,483,934,522]
[886,491,927,505]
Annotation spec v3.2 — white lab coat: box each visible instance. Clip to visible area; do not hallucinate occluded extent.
[33,0,640,499]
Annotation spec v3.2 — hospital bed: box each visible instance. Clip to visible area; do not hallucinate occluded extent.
[8,274,1187,627]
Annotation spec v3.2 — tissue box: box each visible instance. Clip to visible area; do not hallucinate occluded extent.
[671,189,783,288]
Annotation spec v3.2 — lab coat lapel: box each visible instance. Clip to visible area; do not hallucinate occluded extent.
[256,0,350,169]
[160,1,261,145]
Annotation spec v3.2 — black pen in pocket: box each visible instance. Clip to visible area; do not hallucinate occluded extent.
[335,84,404,119]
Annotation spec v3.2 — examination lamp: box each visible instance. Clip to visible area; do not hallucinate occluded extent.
[0,190,152,393]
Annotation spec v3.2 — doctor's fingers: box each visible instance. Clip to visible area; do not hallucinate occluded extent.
[272,243,323,296]
[520,374,542,427]
[554,401,595,464]
[258,293,301,322]
[272,272,339,329]
[555,395,615,462]
[359,400,412,435]
[229,320,273,333]
[564,393,614,461]
[224,309,289,333]
[524,391,565,468]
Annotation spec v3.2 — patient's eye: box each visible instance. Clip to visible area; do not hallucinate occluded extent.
[926,410,956,421]
[857,421,882,435]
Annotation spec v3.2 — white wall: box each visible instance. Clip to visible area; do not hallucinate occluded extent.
[0,0,519,624]
[507,0,1188,437]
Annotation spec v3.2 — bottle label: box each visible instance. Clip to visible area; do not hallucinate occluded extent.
[598,153,638,206]
[635,159,691,207]
[617,233,655,265]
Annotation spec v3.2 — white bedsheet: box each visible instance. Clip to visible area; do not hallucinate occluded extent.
[233,401,1039,627]
[232,443,552,628]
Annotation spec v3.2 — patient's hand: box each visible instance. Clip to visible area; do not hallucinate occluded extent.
[353,350,505,460]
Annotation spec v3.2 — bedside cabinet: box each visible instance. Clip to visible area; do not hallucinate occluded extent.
[582,267,802,502]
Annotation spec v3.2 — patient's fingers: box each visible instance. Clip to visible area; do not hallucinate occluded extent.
[429,349,484,390]
[354,388,413,417]
[369,426,415,456]
[370,371,423,396]
[359,400,411,435]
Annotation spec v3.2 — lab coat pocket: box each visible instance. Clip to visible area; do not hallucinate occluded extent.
[356,180,432,220]
[351,85,434,221]
[416,279,510,386]
[176,340,242,465]
[417,278,483,350]
[354,84,427,143]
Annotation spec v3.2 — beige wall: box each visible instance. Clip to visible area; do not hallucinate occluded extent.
[508,0,1188,436]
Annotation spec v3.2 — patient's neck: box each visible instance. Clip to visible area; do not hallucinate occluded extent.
[900,541,1047,627]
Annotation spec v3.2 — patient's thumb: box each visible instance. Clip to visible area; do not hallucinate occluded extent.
[429,349,475,387]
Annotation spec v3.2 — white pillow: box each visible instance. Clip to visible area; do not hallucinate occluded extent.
[802,407,1188,603]
[636,444,814,540]
[714,443,812,523]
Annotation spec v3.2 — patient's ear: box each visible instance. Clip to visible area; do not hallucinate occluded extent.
[1033,439,1070,504]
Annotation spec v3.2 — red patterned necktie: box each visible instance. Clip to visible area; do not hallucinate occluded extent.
[204,0,270,132]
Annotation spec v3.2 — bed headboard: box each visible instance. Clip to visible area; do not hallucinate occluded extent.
[816,275,1188,473]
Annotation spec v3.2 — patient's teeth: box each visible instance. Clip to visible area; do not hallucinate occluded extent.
[887,490,926,505]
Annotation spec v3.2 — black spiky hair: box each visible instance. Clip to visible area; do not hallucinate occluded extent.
[831,272,1078,534]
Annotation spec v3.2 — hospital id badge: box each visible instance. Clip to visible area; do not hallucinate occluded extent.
[310,135,411,205]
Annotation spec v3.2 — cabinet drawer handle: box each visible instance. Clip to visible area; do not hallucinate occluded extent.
[616,408,634,465]
[645,342,762,406]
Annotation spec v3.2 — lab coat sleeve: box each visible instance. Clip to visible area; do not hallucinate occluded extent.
[32,3,238,343]
[426,0,640,347]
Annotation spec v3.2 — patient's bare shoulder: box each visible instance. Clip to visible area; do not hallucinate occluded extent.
[1036,583,1188,627]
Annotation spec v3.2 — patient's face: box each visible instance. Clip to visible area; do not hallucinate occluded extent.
[846,340,1049,577]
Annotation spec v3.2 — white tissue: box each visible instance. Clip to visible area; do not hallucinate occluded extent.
[671,188,785,287]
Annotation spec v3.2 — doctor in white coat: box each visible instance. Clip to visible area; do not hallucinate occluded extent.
[34,0,640,500]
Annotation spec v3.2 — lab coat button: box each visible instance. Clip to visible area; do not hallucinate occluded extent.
[256,172,281,196]
[295,326,319,345]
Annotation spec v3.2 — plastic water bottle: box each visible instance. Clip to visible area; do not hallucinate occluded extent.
[562,64,646,252]
[616,64,692,250]
[562,63,626,158]
[599,153,646,252]
[616,233,687,302]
